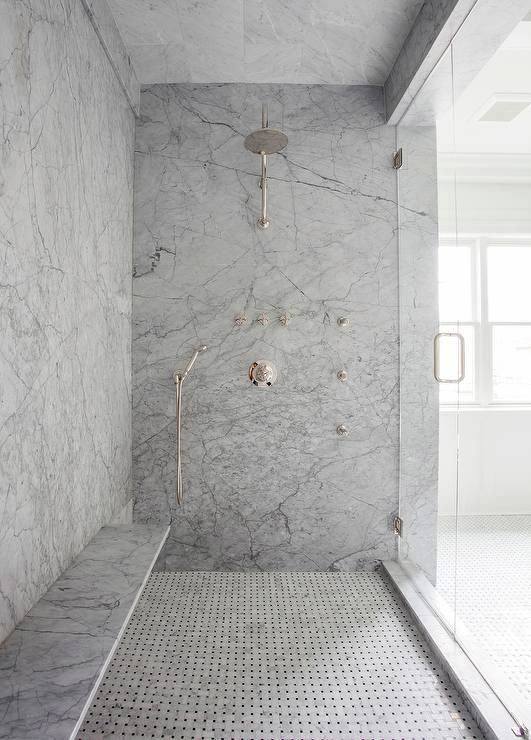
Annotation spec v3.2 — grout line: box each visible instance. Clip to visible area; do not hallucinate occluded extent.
[69,525,170,740]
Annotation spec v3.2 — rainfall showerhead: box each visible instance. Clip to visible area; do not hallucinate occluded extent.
[244,128,288,155]
[244,103,287,229]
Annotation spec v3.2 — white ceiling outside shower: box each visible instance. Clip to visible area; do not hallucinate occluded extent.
[107,0,424,85]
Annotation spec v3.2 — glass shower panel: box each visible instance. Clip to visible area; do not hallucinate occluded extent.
[449,4,531,726]
[396,45,460,620]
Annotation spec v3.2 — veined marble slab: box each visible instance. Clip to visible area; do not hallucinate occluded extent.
[0,0,135,641]
[0,524,167,740]
[107,0,424,85]
[133,83,405,571]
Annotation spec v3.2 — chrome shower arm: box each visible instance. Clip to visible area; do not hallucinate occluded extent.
[259,153,268,229]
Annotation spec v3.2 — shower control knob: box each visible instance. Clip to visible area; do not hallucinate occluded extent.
[337,370,348,382]
[337,317,350,328]
[249,360,277,387]
[336,424,349,437]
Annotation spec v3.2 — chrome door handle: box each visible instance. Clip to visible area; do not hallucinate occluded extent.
[434,332,465,383]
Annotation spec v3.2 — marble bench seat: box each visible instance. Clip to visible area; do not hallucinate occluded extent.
[0,524,168,740]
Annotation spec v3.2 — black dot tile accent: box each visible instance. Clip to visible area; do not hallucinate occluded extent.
[78,572,483,739]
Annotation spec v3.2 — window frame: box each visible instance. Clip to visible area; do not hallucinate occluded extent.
[438,233,531,407]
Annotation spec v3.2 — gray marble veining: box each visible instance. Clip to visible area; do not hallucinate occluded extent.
[0,0,135,642]
[133,83,403,571]
[107,0,424,85]
[0,524,167,740]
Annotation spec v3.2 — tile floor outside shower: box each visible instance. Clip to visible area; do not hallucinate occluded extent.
[437,514,531,708]
[77,571,483,739]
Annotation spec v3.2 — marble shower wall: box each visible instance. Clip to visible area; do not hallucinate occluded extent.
[0,1,135,642]
[133,83,405,571]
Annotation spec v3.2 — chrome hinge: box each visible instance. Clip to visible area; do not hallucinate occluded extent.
[393,516,403,536]
[512,726,529,738]
[393,148,403,169]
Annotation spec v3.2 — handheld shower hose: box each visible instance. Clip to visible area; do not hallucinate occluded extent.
[174,345,207,505]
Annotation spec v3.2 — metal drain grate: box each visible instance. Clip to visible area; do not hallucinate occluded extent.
[78,572,483,739]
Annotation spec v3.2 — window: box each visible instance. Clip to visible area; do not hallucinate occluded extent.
[438,237,531,405]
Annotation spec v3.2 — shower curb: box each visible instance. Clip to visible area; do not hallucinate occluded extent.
[382,559,524,740]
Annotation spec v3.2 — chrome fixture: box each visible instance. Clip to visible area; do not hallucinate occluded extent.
[234,313,248,326]
[336,424,349,437]
[174,345,208,505]
[279,312,290,326]
[337,317,350,328]
[244,103,288,229]
[256,313,269,326]
[393,516,403,536]
[337,370,348,382]
[249,360,277,387]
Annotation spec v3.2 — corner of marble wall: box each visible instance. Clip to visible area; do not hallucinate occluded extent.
[81,0,140,115]
[384,0,475,124]
[0,0,135,643]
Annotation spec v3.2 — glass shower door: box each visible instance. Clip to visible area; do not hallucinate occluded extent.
[398,4,531,728]
[396,45,461,624]
[448,6,531,726]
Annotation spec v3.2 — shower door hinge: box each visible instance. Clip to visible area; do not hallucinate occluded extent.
[393,516,403,536]
[393,148,403,169]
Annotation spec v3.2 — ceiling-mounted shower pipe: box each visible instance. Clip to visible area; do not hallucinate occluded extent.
[244,103,288,229]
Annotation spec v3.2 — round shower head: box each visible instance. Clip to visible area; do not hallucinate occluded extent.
[244,128,288,155]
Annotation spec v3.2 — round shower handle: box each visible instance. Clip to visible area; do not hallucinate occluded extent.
[249,360,277,387]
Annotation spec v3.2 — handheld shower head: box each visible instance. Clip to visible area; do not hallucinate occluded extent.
[176,345,208,382]
[174,345,208,506]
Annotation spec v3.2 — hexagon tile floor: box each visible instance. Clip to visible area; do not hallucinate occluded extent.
[77,571,483,739]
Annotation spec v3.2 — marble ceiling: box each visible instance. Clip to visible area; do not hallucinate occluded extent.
[107,0,424,85]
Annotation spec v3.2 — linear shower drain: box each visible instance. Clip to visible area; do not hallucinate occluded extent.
[77,571,483,739]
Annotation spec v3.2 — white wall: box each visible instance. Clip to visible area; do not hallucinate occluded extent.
[439,407,531,515]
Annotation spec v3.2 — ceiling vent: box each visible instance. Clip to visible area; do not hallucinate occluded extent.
[475,93,531,122]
